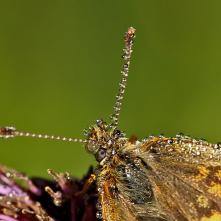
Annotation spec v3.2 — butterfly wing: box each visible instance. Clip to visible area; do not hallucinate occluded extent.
[99,174,136,221]
[97,157,167,221]
[138,136,221,221]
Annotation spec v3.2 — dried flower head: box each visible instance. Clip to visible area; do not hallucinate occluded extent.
[0,165,97,221]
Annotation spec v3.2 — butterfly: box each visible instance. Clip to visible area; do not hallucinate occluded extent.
[0,27,221,221]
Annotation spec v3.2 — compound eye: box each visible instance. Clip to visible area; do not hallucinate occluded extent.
[96,148,106,162]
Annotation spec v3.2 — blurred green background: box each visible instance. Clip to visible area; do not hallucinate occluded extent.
[0,1,221,178]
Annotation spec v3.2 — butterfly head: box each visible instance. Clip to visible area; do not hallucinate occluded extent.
[85,119,125,163]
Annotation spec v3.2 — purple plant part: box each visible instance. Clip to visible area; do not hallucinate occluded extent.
[0,214,19,221]
[0,165,97,221]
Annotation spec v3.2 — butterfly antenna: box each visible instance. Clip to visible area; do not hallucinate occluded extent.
[110,27,136,128]
[0,126,86,143]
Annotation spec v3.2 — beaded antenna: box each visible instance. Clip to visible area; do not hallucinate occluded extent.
[1,27,221,221]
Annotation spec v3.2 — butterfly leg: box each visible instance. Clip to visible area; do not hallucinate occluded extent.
[75,173,96,196]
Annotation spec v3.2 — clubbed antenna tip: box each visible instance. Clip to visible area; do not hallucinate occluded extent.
[0,126,86,143]
[110,27,136,128]
[0,126,16,138]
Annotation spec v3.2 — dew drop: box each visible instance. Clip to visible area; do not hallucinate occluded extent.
[96,211,102,219]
